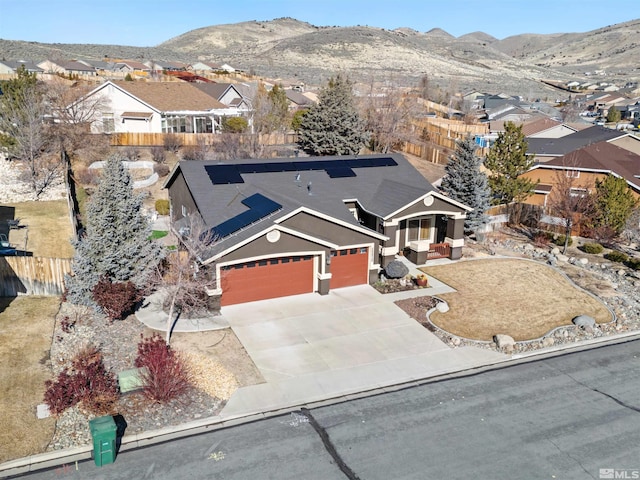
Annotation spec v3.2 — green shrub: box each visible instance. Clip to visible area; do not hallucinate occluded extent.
[150,230,168,240]
[551,234,572,247]
[155,199,170,215]
[581,242,604,254]
[625,257,640,270]
[604,251,629,263]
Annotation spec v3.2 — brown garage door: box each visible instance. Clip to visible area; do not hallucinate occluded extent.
[330,247,369,289]
[220,255,314,306]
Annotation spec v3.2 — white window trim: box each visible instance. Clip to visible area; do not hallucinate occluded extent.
[406,216,434,244]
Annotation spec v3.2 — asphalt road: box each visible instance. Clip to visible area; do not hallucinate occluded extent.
[15,339,640,480]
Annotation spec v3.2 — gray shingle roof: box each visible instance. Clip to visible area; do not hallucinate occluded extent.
[527,125,627,156]
[170,153,436,255]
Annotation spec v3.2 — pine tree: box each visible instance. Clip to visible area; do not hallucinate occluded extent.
[66,155,165,305]
[592,174,638,235]
[440,135,491,233]
[484,122,535,205]
[297,75,367,156]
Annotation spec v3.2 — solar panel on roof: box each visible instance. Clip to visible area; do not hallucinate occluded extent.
[238,164,267,174]
[346,158,373,168]
[209,193,282,239]
[205,165,244,184]
[204,157,398,186]
[327,167,357,178]
[369,157,397,167]
[262,162,298,172]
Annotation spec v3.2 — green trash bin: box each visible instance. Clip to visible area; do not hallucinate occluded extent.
[89,415,117,467]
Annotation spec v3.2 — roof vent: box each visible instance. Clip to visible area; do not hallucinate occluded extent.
[307,181,312,195]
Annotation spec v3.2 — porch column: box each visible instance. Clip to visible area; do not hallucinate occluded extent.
[446,216,465,260]
[380,223,398,267]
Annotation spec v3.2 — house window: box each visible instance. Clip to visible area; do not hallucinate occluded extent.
[181,205,187,217]
[566,170,580,178]
[195,117,213,133]
[570,188,588,198]
[407,218,432,242]
[163,116,187,133]
[102,113,114,133]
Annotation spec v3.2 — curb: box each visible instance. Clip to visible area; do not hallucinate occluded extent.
[2,330,640,478]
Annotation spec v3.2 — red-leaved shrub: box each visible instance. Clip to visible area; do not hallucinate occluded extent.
[135,334,191,403]
[92,277,141,320]
[44,345,119,416]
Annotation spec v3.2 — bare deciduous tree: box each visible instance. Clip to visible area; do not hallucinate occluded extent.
[148,214,218,344]
[361,78,419,154]
[547,166,594,254]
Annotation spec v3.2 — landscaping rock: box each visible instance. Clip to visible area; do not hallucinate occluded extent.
[551,247,560,255]
[572,314,596,329]
[494,334,515,349]
[579,258,589,265]
[384,260,409,279]
[542,337,555,348]
[436,302,450,313]
[557,254,569,262]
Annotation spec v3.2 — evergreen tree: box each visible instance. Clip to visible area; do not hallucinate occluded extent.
[66,155,165,305]
[440,135,491,233]
[484,122,535,205]
[592,174,638,235]
[297,75,367,156]
[606,107,621,123]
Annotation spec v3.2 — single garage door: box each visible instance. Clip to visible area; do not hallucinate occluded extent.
[330,247,369,289]
[220,255,314,306]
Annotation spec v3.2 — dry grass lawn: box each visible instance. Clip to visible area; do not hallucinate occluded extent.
[422,258,612,342]
[0,296,60,463]
[3,200,74,258]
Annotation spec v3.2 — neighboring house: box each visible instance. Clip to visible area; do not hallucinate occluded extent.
[284,89,315,111]
[77,59,115,74]
[520,141,640,207]
[526,125,629,163]
[522,117,577,139]
[0,60,43,74]
[164,153,471,306]
[190,61,236,72]
[111,60,151,74]
[37,59,97,76]
[144,60,188,72]
[193,83,250,108]
[70,80,246,134]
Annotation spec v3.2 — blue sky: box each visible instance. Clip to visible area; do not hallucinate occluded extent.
[0,0,637,46]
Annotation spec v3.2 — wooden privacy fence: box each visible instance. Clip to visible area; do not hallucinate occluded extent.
[110,132,298,147]
[0,257,72,296]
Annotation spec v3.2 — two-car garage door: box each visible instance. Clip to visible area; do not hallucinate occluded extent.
[220,248,369,306]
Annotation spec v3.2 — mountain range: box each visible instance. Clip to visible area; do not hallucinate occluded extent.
[1,17,639,97]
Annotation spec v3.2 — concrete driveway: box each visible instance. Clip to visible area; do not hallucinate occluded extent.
[221,285,450,383]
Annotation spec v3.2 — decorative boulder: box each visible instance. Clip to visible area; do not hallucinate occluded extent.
[436,302,450,313]
[572,315,596,329]
[494,334,515,349]
[384,260,409,279]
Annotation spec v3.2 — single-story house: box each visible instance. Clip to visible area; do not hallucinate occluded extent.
[0,60,43,75]
[520,140,640,207]
[285,89,315,111]
[37,59,97,76]
[164,153,471,306]
[69,80,249,134]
